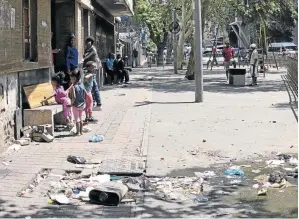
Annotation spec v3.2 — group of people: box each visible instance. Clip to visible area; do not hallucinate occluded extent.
[105,53,130,85]
[46,35,103,135]
[210,42,259,86]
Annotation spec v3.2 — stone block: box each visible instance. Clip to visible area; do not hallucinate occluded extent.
[41,133,54,143]
[15,139,30,146]
[21,126,32,134]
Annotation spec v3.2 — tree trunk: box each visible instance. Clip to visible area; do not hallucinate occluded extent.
[157,44,165,66]
[166,35,173,64]
[177,1,186,70]
[185,35,195,80]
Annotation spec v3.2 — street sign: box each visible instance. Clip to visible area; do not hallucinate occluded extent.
[169,21,180,34]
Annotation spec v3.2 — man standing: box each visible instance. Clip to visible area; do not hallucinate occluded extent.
[249,44,258,86]
[83,36,102,109]
[222,42,236,80]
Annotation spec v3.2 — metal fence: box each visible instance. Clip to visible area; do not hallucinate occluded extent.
[281,55,298,121]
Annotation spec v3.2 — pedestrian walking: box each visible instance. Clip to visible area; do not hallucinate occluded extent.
[210,44,219,70]
[249,44,258,86]
[69,71,86,136]
[83,36,102,109]
[222,42,236,80]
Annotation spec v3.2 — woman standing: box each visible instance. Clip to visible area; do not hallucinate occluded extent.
[66,34,79,74]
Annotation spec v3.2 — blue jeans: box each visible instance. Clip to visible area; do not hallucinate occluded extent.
[92,75,102,105]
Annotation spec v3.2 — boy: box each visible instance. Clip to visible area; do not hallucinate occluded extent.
[84,61,98,123]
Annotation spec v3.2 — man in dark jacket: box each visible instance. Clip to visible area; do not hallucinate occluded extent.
[113,54,129,84]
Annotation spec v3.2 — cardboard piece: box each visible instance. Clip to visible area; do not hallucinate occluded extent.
[23,83,55,109]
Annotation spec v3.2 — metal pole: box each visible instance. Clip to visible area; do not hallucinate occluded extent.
[173,9,178,74]
[194,0,203,102]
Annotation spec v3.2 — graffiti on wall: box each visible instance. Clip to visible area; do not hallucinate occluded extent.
[0,0,15,29]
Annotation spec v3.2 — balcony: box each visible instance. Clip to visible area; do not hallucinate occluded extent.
[96,0,133,16]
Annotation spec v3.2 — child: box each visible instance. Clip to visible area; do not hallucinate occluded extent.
[69,71,86,135]
[84,61,98,123]
[42,75,73,127]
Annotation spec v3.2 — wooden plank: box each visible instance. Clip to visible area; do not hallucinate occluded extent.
[23,83,55,109]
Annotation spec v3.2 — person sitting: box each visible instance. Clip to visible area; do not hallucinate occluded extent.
[106,53,115,85]
[41,75,73,128]
[113,54,130,84]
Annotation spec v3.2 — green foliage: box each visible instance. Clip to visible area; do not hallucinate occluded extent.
[134,0,172,45]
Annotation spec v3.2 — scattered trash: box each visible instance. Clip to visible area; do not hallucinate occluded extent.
[194,171,215,178]
[49,194,70,204]
[288,157,298,166]
[67,156,86,164]
[194,195,209,203]
[277,153,292,161]
[252,169,261,174]
[224,168,244,176]
[82,126,92,133]
[272,121,277,123]
[254,175,269,183]
[90,174,110,184]
[89,135,104,143]
[230,180,242,185]
[70,127,77,135]
[202,139,206,143]
[2,161,9,166]
[120,198,135,203]
[89,181,128,206]
[252,184,259,189]
[257,188,268,196]
[110,176,122,181]
[266,159,285,167]
[160,158,164,161]
[290,145,294,148]
[122,176,150,191]
[240,165,251,168]
[268,171,287,184]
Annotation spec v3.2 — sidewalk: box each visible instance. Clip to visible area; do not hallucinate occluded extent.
[0,71,153,218]
[0,67,297,218]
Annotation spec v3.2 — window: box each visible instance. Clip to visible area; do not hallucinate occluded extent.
[23,0,37,61]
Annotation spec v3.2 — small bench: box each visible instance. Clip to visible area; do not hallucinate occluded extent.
[228,68,246,86]
[24,104,64,136]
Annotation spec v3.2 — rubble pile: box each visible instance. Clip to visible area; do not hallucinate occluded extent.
[20,125,54,143]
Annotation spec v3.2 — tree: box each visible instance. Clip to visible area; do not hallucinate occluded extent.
[134,0,172,65]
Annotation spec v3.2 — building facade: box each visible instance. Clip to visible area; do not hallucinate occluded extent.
[0,0,133,152]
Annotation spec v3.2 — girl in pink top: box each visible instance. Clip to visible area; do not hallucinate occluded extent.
[42,75,73,127]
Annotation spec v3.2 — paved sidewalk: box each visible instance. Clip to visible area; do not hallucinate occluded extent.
[0,70,153,218]
[146,68,297,176]
[0,67,297,218]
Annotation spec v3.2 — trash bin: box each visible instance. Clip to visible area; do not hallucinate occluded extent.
[228,68,246,86]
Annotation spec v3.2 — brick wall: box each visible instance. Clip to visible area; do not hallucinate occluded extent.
[0,0,52,75]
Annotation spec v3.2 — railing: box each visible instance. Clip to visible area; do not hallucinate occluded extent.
[281,55,298,121]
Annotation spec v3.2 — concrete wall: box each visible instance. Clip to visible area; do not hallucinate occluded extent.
[0,0,52,151]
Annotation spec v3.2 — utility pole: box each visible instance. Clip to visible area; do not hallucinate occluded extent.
[173,9,178,74]
[194,0,203,102]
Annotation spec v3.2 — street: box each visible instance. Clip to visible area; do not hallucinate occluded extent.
[0,67,297,218]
